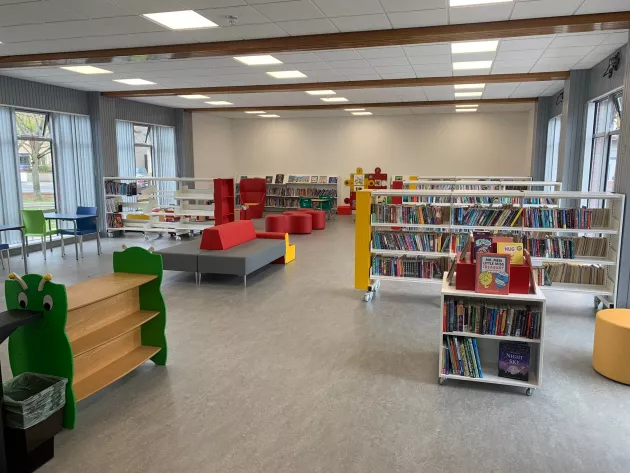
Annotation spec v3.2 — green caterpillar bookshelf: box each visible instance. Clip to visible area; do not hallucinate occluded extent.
[4,246,167,429]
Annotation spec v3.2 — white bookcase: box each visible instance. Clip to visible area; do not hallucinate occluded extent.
[439,274,546,395]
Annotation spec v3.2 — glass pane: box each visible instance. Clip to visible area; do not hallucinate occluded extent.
[133,125,152,145]
[610,98,621,132]
[606,134,619,192]
[18,139,56,211]
[135,146,152,177]
[589,136,606,193]
[594,99,609,134]
[15,111,51,138]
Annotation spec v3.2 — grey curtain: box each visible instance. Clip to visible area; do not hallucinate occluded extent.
[0,106,23,245]
[153,125,177,205]
[116,120,135,177]
[52,113,96,214]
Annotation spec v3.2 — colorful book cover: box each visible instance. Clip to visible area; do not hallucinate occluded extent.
[328,176,338,184]
[497,242,524,265]
[473,231,493,262]
[472,339,483,377]
[318,176,328,184]
[275,174,285,184]
[266,176,273,184]
[475,253,510,295]
[498,342,530,381]
[311,176,319,184]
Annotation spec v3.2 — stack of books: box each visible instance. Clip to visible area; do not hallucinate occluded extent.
[453,207,522,227]
[533,263,605,286]
[525,208,610,229]
[443,299,542,340]
[524,236,608,259]
[371,255,444,279]
[105,180,137,196]
[371,204,448,225]
[372,231,450,252]
[442,336,483,378]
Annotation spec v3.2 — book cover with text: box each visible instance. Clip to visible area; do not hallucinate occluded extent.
[497,242,524,265]
[475,253,510,295]
[498,342,530,381]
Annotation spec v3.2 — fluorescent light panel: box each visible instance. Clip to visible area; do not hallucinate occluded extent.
[352,112,373,116]
[245,111,265,114]
[260,114,279,118]
[450,0,512,6]
[452,40,498,54]
[454,84,485,90]
[345,108,365,111]
[143,10,217,30]
[113,78,156,85]
[453,61,493,70]
[306,90,336,96]
[456,104,479,108]
[234,55,282,66]
[321,97,348,103]
[178,94,209,99]
[205,101,233,106]
[455,92,483,97]
[267,70,307,79]
[61,66,112,75]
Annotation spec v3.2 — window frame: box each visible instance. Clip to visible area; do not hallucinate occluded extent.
[133,124,154,178]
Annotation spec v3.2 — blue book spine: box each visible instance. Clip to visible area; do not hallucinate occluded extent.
[472,339,483,377]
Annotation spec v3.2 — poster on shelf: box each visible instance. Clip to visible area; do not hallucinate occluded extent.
[266,176,273,184]
[329,177,338,184]
[311,176,318,184]
[318,176,328,184]
[275,174,285,184]
[475,253,510,295]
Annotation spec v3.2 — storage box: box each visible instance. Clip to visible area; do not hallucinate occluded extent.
[337,205,352,215]
[456,261,532,294]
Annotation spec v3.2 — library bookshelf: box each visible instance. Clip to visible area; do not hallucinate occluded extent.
[439,274,546,395]
[241,174,339,211]
[354,187,624,308]
[104,177,233,239]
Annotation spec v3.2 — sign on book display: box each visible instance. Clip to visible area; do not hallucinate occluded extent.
[475,254,510,295]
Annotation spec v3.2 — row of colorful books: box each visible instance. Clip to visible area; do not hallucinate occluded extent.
[533,263,605,286]
[106,213,124,229]
[372,231,451,253]
[524,208,610,229]
[105,180,138,196]
[453,208,522,227]
[105,197,121,213]
[443,299,542,340]
[370,256,446,279]
[523,236,608,259]
[266,186,337,198]
[371,204,448,225]
[264,197,300,208]
[442,336,483,378]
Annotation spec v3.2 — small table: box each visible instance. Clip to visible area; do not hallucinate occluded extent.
[311,199,334,220]
[0,225,28,273]
[44,214,101,261]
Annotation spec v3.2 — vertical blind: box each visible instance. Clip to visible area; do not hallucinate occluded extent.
[153,125,177,205]
[0,106,24,245]
[116,120,135,177]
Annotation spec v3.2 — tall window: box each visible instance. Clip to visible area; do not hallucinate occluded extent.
[587,92,622,195]
[545,116,561,183]
[134,125,153,178]
[16,110,55,211]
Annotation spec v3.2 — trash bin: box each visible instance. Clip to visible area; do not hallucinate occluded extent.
[3,372,67,473]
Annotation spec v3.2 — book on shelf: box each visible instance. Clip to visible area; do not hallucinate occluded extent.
[275,174,285,184]
[453,207,522,227]
[105,197,122,213]
[532,264,605,286]
[476,254,510,295]
[371,255,448,280]
[266,176,273,184]
[498,342,530,381]
[473,231,493,261]
[372,231,450,253]
[523,236,607,259]
[497,242,524,264]
[105,180,137,196]
[524,208,610,230]
[443,298,542,339]
[442,336,483,378]
[371,204,449,225]
[106,213,124,229]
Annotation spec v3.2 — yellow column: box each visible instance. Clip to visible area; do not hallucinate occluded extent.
[354,189,372,290]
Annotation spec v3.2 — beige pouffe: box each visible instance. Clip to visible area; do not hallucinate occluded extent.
[593,309,630,385]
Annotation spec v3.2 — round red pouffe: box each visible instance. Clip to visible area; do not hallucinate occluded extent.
[306,210,326,230]
[266,214,288,233]
[286,213,312,234]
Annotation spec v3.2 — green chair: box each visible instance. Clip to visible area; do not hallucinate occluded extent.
[21,210,59,261]
[299,197,313,209]
[312,197,335,220]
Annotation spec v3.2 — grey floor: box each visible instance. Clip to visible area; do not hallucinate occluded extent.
[1,218,629,473]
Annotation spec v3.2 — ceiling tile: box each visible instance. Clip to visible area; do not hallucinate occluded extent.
[253,0,324,21]
[492,58,539,68]
[602,32,629,45]
[499,35,556,51]
[186,0,246,7]
[47,0,135,19]
[0,1,84,27]
[482,83,519,98]
[379,72,416,79]
[541,46,595,58]
[549,33,610,48]
[407,55,451,65]
[414,68,452,77]
[374,65,415,75]
[366,57,410,67]
[274,52,322,63]
[200,5,271,25]
[276,18,338,35]
[338,71,381,80]
[510,0,582,20]
[577,0,630,14]
[108,0,188,14]
[448,3,513,24]
[311,0,384,17]
[423,85,455,101]
[229,23,289,38]
[314,49,362,61]
[495,49,545,61]
[358,46,406,59]
[97,15,167,34]
[380,0,444,13]
[0,19,118,42]
[450,51,497,63]
[403,43,451,57]
[330,14,391,32]
[327,59,371,68]
[387,9,447,28]
[531,57,580,72]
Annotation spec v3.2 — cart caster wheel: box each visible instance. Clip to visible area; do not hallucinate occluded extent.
[593,297,600,309]
[372,280,380,292]
[526,388,534,396]
[143,234,149,241]
[176,236,182,241]
[439,378,445,385]
[364,292,373,302]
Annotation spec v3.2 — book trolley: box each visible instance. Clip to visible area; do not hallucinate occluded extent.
[354,186,624,308]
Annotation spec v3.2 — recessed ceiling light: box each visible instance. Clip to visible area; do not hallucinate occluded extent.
[143,10,217,30]
[452,40,499,54]
[306,90,336,96]
[234,55,282,66]
[454,84,486,90]
[205,101,233,106]
[113,78,156,85]
[178,94,209,99]
[345,108,366,111]
[245,111,265,114]
[321,97,348,103]
[456,109,477,113]
[453,61,493,70]
[61,66,112,75]
[260,114,280,118]
[267,70,307,79]
[456,104,479,108]
[455,92,483,97]
[450,0,513,6]
[352,112,373,116]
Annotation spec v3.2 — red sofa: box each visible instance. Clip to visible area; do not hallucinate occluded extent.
[239,178,266,220]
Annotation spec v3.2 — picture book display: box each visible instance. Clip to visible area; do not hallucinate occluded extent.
[498,342,530,381]
[266,176,273,184]
[473,231,492,261]
[275,174,285,184]
[497,242,524,264]
[475,254,510,294]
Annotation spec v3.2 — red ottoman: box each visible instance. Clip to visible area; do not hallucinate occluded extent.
[337,205,352,215]
[285,213,312,234]
[305,210,326,230]
[265,214,288,233]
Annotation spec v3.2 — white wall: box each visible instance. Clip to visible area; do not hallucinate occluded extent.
[192,112,534,197]
[192,115,234,188]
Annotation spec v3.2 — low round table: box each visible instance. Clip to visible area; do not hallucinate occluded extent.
[265,214,288,233]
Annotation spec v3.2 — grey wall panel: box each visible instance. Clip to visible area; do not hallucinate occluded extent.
[549,89,564,118]
[0,76,89,115]
[113,97,175,127]
[531,97,550,181]
[174,109,194,178]
[588,44,627,101]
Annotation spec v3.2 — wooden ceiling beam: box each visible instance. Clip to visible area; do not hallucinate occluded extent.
[186,98,536,113]
[101,72,568,98]
[0,12,628,68]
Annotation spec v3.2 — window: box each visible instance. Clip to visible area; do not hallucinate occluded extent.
[15,110,56,211]
[545,116,561,184]
[134,124,153,179]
